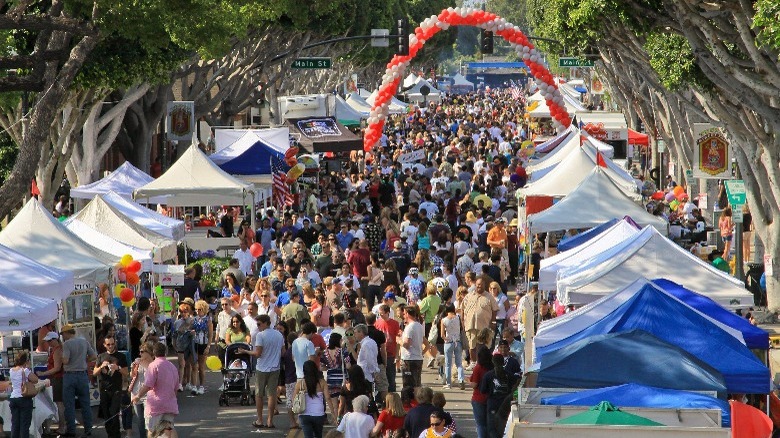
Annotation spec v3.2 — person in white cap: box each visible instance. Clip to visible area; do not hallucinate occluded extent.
[36,331,66,433]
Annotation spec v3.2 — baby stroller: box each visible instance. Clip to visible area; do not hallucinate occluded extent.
[218,342,255,406]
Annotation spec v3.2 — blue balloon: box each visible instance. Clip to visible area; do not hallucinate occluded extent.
[112,297,122,309]
[760,273,766,291]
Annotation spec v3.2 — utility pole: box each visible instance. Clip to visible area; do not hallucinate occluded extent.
[734,165,744,281]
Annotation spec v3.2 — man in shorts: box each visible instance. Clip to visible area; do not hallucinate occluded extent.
[238,314,284,428]
[131,342,178,433]
[463,278,498,370]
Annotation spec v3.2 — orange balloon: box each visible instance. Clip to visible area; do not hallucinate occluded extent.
[126,272,140,286]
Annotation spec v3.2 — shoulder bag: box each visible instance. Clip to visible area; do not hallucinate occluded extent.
[21,369,36,398]
[292,380,307,414]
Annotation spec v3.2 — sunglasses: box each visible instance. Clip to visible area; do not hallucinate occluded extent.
[345,332,354,337]
[261,295,269,298]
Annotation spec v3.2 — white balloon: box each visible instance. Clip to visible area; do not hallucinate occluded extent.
[522,53,529,60]
[431,14,438,21]
[447,7,454,12]
[497,24,505,31]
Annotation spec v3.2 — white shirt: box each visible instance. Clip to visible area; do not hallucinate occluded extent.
[257,302,277,328]
[401,321,424,360]
[244,314,259,339]
[356,337,379,380]
[445,273,459,291]
[234,248,256,276]
[337,411,375,438]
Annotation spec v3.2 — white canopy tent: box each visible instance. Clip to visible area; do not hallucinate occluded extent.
[0,244,73,300]
[69,161,167,204]
[405,78,442,103]
[102,192,185,241]
[345,92,373,117]
[528,91,545,102]
[333,94,365,124]
[538,218,641,290]
[402,73,419,89]
[357,87,373,99]
[528,94,587,118]
[451,73,475,90]
[366,91,408,114]
[134,144,256,207]
[534,278,745,351]
[521,143,640,200]
[68,194,178,262]
[64,219,154,271]
[0,198,113,287]
[213,127,290,153]
[556,226,751,308]
[0,283,59,332]
[527,168,667,235]
[558,82,584,100]
[528,139,618,184]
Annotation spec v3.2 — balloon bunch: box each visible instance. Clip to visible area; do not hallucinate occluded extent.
[114,284,136,308]
[115,254,141,307]
[364,7,571,152]
[116,254,142,286]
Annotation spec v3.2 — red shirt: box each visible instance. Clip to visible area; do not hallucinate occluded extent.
[374,318,401,358]
[311,333,327,369]
[377,410,405,434]
[348,248,371,278]
[470,364,489,403]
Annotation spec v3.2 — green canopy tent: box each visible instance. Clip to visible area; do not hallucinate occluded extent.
[554,401,664,426]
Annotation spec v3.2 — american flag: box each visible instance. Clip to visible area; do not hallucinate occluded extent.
[271,156,293,207]
[509,79,523,101]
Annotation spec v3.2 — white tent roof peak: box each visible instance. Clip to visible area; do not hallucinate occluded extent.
[102,192,185,241]
[527,167,667,234]
[403,73,419,89]
[556,226,751,308]
[134,144,254,206]
[0,197,112,285]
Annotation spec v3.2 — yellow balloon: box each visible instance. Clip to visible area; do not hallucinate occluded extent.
[122,297,136,307]
[114,284,126,297]
[206,355,222,371]
[120,254,133,268]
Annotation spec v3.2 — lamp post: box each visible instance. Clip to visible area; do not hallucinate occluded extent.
[657,138,666,189]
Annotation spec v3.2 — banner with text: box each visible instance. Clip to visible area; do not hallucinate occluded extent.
[397,149,426,163]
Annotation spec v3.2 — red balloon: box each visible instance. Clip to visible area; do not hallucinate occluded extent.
[126,260,142,274]
[120,288,134,302]
[126,272,140,286]
[250,243,263,258]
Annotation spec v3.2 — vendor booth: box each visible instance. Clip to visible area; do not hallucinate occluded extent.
[0,243,73,300]
[102,192,185,241]
[209,129,287,176]
[286,117,363,154]
[69,161,167,204]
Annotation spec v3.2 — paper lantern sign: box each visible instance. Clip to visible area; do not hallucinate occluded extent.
[250,243,263,258]
[206,356,222,371]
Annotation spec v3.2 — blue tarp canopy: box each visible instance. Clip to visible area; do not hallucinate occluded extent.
[574,86,588,93]
[653,279,769,350]
[541,383,731,427]
[466,61,527,69]
[537,330,728,397]
[556,218,619,252]
[536,280,770,394]
[209,130,287,175]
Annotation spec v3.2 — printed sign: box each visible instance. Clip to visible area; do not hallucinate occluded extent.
[724,180,746,206]
[397,149,426,163]
[166,101,195,141]
[692,123,731,179]
[296,118,342,138]
[765,254,774,277]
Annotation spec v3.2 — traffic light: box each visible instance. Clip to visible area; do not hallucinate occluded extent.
[481,30,494,54]
[397,18,409,56]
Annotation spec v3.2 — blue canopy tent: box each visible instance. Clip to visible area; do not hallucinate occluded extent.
[536,280,770,394]
[537,330,728,397]
[540,383,731,427]
[653,278,769,350]
[209,130,287,175]
[556,218,619,252]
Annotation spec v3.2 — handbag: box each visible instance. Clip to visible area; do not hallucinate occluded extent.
[21,369,36,398]
[291,381,307,414]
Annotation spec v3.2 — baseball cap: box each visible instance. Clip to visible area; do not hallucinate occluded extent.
[408,267,419,275]
[383,292,397,301]
[332,278,342,285]
[43,332,60,341]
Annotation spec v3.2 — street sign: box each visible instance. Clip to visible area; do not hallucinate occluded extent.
[724,179,746,205]
[558,57,595,68]
[733,208,743,223]
[371,29,389,47]
[291,58,332,69]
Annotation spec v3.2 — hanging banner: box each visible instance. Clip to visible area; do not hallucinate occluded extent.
[166,101,195,141]
[397,149,426,163]
[692,123,731,179]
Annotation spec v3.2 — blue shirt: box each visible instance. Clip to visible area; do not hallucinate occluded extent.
[259,261,273,278]
[275,291,303,308]
[291,337,316,379]
[335,231,354,250]
[254,328,285,372]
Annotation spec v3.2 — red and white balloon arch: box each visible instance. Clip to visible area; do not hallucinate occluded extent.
[363,7,572,152]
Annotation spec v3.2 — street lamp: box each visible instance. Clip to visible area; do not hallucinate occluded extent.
[657,138,666,188]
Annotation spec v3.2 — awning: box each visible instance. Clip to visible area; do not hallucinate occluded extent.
[628,129,649,147]
[286,117,363,154]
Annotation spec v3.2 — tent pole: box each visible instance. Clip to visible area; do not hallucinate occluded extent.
[249,190,257,235]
